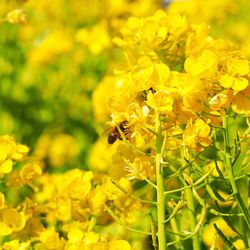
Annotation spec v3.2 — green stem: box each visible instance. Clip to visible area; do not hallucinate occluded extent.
[156,113,166,250]
[222,115,250,229]
[184,177,200,250]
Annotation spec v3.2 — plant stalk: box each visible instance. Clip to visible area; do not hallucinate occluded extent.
[156,113,166,250]
[184,179,201,250]
[222,115,250,229]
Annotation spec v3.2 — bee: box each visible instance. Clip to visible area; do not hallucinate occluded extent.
[107,120,129,144]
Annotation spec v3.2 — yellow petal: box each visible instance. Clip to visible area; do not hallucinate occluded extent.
[219,74,234,88]
[68,229,83,243]
[0,146,8,162]
[108,240,131,250]
[84,232,99,244]
[2,208,26,231]
[232,77,248,91]
[127,17,140,30]
[0,222,12,236]
[17,144,29,153]
[154,63,170,85]
[0,159,13,174]
[233,59,249,76]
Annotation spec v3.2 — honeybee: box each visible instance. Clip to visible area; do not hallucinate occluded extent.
[107,120,129,144]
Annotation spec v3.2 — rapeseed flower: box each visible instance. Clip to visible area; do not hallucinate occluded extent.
[6,9,26,24]
[0,136,29,177]
[28,30,72,66]
[0,208,26,236]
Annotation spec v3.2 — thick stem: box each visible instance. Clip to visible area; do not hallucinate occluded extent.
[156,114,166,250]
[184,179,201,250]
[222,115,250,229]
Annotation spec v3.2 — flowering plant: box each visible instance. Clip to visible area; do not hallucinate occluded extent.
[0,1,250,249]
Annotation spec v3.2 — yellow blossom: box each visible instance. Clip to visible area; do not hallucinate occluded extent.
[209,89,234,111]
[0,159,13,175]
[88,187,106,216]
[232,85,250,115]
[6,9,26,24]
[56,197,72,221]
[108,240,131,250]
[83,231,100,244]
[68,228,84,243]
[20,162,42,186]
[226,57,249,76]
[28,30,72,66]
[34,133,79,167]
[0,136,29,176]
[1,239,30,250]
[38,229,64,250]
[92,76,116,122]
[219,73,248,92]
[185,49,218,78]
[126,156,155,180]
[147,90,173,114]
[75,22,111,54]
[67,170,93,200]
[0,208,26,235]
[0,193,5,209]
[183,118,212,150]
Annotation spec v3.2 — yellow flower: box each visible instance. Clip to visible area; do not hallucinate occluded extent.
[126,156,155,181]
[34,133,79,168]
[67,170,93,200]
[75,22,111,54]
[28,30,72,66]
[185,49,218,78]
[0,193,5,209]
[232,85,250,115]
[226,57,249,76]
[147,90,173,114]
[64,228,85,250]
[0,136,29,177]
[68,228,83,243]
[92,76,116,122]
[20,162,42,187]
[88,187,106,216]
[38,228,64,250]
[1,239,30,250]
[183,118,212,150]
[218,57,249,92]
[108,240,131,250]
[132,61,171,90]
[6,9,26,24]
[209,89,234,111]
[219,73,248,92]
[83,231,99,244]
[0,159,13,175]
[56,197,72,221]
[0,208,26,236]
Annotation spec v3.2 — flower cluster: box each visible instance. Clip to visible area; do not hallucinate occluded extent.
[167,0,250,58]
[92,10,250,250]
[0,135,29,177]
[94,10,249,153]
[0,135,141,249]
[1,1,250,249]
